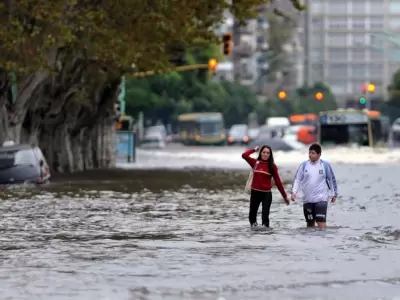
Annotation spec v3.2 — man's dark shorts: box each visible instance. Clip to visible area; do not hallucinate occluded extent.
[303,201,328,224]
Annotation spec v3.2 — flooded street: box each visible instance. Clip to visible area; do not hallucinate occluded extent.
[1,146,400,299]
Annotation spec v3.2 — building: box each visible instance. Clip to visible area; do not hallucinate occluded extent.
[217,2,301,100]
[302,0,400,106]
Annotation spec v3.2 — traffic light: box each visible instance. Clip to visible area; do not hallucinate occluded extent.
[315,92,323,101]
[222,33,232,55]
[208,58,218,75]
[277,90,287,100]
[360,83,375,105]
[367,83,375,92]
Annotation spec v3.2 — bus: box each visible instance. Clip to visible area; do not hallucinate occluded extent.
[177,112,226,146]
[318,109,383,147]
[289,113,318,126]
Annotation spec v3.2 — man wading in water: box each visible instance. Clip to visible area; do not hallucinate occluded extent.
[242,145,289,228]
[291,143,338,229]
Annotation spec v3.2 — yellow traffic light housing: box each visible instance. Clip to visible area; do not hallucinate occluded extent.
[222,33,232,55]
[208,58,218,75]
[278,91,287,100]
[315,92,323,101]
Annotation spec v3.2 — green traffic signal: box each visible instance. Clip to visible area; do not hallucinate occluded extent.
[359,97,366,104]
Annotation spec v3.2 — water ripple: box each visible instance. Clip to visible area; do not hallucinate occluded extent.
[0,165,400,300]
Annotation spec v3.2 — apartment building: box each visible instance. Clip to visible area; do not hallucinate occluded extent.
[301,0,400,105]
[217,2,301,100]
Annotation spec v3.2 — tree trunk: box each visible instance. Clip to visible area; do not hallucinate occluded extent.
[0,57,120,173]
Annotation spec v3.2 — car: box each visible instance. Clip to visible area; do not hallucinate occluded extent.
[0,141,51,185]
[227,124,249,145]
[140,125,167,149]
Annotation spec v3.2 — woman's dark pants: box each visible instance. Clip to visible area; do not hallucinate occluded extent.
[249,189,273,227]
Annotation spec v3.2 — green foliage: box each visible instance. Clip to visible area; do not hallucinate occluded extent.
[259,82,337,119]
[384,69,400,121]
[0,0,305,75]
[293,82,338,114]
[125,44,260,127]
[387,69,400,109]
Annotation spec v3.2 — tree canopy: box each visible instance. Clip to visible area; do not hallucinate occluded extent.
[0,0,305,74]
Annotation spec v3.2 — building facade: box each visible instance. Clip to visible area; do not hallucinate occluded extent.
[216,3,301,100]
[302,0,400,105]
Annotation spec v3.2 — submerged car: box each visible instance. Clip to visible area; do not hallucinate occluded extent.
[0,142,51,185]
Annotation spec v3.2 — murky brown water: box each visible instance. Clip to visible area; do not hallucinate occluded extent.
[1,164,400,300]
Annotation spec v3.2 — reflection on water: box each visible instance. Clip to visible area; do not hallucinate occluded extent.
[0,166,400,300]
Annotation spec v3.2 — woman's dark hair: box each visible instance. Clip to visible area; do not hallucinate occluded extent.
[257,145,275,172]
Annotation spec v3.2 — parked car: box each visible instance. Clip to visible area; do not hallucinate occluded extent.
[0,141,51,185]
[227,124,249,145]
[140,125,167,149]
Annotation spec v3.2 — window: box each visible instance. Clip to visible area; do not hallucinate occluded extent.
[329,80,347,94]
[327,1,348,14]
[351,49,367,60]
[311,34,324,47]
[256,35,266,44]
[389,64,400,76]
[351,64,367,77]
[368,35,382,47]
[312,0,324,13]
[327,17,347,29]
[390,18,400,30]
[311,49,323,61]
[351,17,365,29]
[388,48,400,61]
[328,64,348,77]
[369,63,384,75]
[390,0,400,13]
[352,81,368,93]
[351,33,366,44]
[312,16,324,27]
[370,50,384,60]
[311,63,324,79]
[352,1,367,13]
[370,17,384,29]
[370,1,384,14]
[327,48,348,61]
[327,33,348,46]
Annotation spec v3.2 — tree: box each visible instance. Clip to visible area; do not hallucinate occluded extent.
[293,82,337,114]
[385,69,400,121]
[0,0,306,172]
[124,44,260,128]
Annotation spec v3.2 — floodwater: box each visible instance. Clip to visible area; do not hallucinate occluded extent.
[1,146,400,300]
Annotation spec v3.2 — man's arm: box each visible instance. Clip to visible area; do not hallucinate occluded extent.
[327,163,338,197]
[291,162,305,195]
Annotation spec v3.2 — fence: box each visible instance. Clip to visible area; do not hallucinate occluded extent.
[115,131,136,163]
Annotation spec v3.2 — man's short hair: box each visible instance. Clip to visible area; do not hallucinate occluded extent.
[309,143,321,154]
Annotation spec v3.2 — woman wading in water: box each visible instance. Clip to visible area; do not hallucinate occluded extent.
[242,145,289,227]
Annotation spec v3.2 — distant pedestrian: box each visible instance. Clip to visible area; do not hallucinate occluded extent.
[242,145,289,228]
[291,143,338,229]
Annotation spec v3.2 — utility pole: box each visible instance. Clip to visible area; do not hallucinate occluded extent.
[303,0,311,88]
